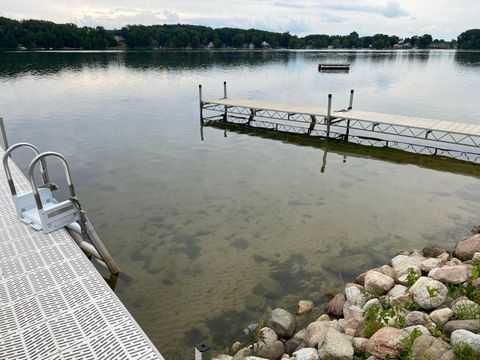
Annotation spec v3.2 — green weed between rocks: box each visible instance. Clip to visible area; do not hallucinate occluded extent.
[363,302,406,338]
[453,302,480,320]
[453,341,480,360]
[446,258,480,304]
[406,268,420,288]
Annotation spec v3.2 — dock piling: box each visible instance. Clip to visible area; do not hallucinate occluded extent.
[348,89,354,110]
[223,82,228,121]
[326,94,332,138]
[199,85,204,125]
[0,117,8,150]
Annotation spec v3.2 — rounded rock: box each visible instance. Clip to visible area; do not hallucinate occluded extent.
[410,277,448,310]
[296,300,314,316]
[292,348,319,360]
[364,326,408,359]
[267,308,296,338]
[454,235,480,261]
[364,271,395,295]
[451,329,480,353]
[429,308,453,326]
[428,265,472,284]
[325,293,345,317]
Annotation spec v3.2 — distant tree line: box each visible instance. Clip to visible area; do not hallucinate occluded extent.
[0,17,116,49]
[457,29,480,50]
[0,16,478,50]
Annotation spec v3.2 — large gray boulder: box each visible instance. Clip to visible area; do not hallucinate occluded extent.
[404,325,430,336]
[409,277,448,309]
[451,329,480,353]
[411,335,455,360]
[391,254,426,275]
[451,299,480,320]
[304,321,341,348]
[267,308,296,338]
[325,293,345,317]
[364,271,395,295]
[421,258,444,272]
[428,265,472,284]
[255,339,285,360]
[364,326,408,359]
[429,308,453,326]
[454,235,480,261]
[292,348,319,360]
[443,320,480,337]
[318,327,354,360]
[405,311,429,326]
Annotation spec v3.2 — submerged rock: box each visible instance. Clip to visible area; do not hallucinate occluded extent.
[267,308,296,338]
[296,300,314,316]
[423,245,449,258]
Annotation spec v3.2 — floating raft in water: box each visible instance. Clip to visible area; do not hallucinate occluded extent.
[318,63,350,71]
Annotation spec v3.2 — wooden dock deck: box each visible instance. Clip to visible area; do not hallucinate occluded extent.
[0,147,164,359]
[199,86,480,155]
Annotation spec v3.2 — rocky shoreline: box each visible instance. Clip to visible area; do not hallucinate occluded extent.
[213,234,480,360]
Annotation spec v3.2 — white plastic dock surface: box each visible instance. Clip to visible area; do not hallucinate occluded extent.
[0,148,164,360]
[206,97,480,136]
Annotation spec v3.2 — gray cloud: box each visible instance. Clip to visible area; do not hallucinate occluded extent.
[327,1,409,18]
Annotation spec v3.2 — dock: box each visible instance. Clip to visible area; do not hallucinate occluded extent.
[199,84,480,161]
[0,146,164,359]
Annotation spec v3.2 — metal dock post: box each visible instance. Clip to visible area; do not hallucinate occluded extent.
[223,81,228,121]
[0,117,8,150]
[326,94,332,138]
[199,84,204,126]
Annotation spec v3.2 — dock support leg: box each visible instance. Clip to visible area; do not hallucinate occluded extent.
[326,94,332,138]
[248,108,256,125]
[345,119,350,140]
[199,85,204,126]
[223,81,228,121]
[308,115,317,135]
[348,89,354,110]
[0,117,8,150]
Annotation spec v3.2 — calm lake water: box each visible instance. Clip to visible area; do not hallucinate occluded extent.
[1,50,480,357]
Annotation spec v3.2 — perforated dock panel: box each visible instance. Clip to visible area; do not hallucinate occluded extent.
[0,148,164,360]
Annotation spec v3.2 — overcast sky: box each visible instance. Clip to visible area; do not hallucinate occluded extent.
[1,1,478,39]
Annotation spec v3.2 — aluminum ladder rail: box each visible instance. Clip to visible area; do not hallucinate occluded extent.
[28,152,120,275]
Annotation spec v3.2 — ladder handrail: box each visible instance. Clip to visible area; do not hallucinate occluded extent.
[28,152,75,210]
[3,143,49,196]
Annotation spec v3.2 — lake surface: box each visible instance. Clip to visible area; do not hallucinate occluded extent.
[1,50,480,357]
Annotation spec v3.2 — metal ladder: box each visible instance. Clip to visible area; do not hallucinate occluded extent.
[1,125,120,276]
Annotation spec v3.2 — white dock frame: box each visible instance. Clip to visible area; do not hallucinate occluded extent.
[0,147,164,360]
[199,85,480,158]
